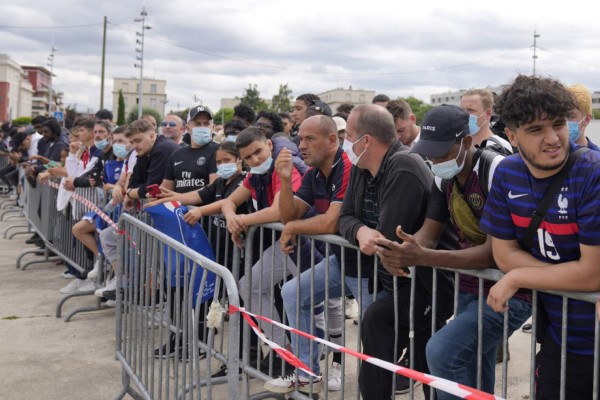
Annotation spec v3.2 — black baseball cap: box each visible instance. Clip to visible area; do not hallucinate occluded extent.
[410,104,469,158]
[187,105,213,123]
[306,100,333,117]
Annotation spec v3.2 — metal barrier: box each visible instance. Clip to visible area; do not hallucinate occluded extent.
[114,213,241,400]
[237,222,600,400]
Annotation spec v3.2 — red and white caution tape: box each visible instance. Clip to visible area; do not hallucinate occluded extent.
[45,181,137,249]
[230,305,504,400]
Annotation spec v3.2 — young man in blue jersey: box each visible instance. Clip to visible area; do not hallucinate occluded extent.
[376,104,532,399]
[264,115,352,394]
[482,75,600,399]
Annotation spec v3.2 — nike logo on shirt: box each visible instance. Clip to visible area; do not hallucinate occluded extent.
[508,191,528,199]
[174,161,183,166]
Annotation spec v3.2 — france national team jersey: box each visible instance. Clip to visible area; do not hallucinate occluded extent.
[481,145,600,355]
[145,202,216,306]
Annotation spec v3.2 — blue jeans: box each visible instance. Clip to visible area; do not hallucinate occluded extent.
[281,255,375,376]
[426,292,532,399]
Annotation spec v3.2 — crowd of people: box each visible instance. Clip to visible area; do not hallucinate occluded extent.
[1,73,599,399]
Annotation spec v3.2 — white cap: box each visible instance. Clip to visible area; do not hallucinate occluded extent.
[332,116,346,132]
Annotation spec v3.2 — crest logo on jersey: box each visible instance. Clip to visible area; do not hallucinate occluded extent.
[197,157,206,166]
[468,193,484,210]
[558,187,568,218]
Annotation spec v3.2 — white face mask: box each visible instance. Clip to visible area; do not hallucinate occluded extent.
[428,140,467,179]
[342,135,367,166]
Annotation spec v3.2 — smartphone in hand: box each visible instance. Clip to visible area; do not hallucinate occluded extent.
[146,184,161,197]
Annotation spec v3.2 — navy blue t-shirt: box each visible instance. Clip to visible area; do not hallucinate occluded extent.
[481,144,600,355]
[294,147,355,274]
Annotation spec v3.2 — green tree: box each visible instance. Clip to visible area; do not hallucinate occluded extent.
[212,108,235,125]
[117,90,126,125]
[240,83,268,111]
[11,116,32,126]
[127,107,162,125]
[593,110,600,120]
[400,96,434,125]
[270,84,293,113]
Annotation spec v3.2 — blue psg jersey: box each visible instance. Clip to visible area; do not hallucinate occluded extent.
[145,201,216,306]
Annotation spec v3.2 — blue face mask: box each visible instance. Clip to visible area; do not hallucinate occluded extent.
[567,118,585,142]
[191,127,212,146]
[216,162,239,179]
[250,155,273,175]
[468,115,480,136]
[94,138,109,150]
[112,143,129,159]
[429,140,467,179]
[224,135,237,143]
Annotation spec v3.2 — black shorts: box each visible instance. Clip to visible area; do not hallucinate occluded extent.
[535,333,598,400]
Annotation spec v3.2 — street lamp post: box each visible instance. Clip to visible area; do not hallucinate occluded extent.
[47,46,57,115]
[134,7,151,119]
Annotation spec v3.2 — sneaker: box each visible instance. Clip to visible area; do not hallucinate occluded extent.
[62,271,76,279]
[345,297,359,320]
[154,336,179,359]
[94,277,117,298]
[76,279,96,292]
[87,259,102,280]
[327,362,342,391]
[60,278,90,294]
[259,354,296,377]
[522,323,532,333]
[106,300,116,307]
[264,372,322,394]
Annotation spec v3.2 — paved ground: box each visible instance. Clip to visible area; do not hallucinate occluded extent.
[0,212,535,400]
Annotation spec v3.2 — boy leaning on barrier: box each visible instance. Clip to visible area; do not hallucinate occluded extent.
[220,127,304,364]
[263,115,352,394]
[376,104,532,399]
[337,104,455,400]
[482,75,600,399]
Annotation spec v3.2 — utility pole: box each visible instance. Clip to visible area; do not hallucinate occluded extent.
[134,7,151,119]
[100,16,107,108]
[47,45,57,115]
[532,30,540,75]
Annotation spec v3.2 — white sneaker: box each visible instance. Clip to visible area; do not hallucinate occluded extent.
[264,372,322,394]
[94,276,117,298]
[87,259,102,280]
[76,279,95,292]
[62,272,76,279]
[327,362,342,391]
[60,278,90,294]
[345,297,359,319]
[105,300,116,307]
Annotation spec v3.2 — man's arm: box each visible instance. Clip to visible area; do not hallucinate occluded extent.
[241,191,282,226]
[376,220,495,272]
[160,178,175,191]
[491,237,552,272]
[276,148,309,223]
[488,243,600,312]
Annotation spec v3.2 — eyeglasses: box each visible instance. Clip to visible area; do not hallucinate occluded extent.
[161,121,177,127]
[255,122,274,130]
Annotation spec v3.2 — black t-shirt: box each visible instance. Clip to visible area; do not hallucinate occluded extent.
[164,142,218,193]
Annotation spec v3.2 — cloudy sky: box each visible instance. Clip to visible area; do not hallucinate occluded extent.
[1,0,599,115]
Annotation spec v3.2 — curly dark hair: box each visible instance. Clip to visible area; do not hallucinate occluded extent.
[494,75,575,130]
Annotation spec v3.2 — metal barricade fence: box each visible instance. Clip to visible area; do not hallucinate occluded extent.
[238,222,600,400]
[114,213,241,400]
[0,154,10,194]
